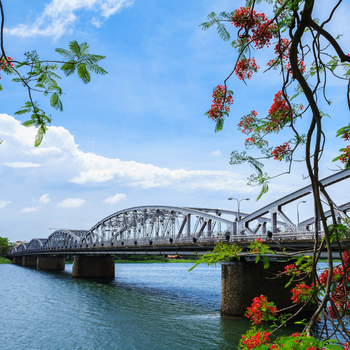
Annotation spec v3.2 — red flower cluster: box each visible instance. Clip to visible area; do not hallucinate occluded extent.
[344,132,349,141]
[268,91,291,128]
[235,58,260,80]
[237,110,258,133]
[231,7,277,49]
[339,145,350,164]
[207,85,233,121]
[284,263,300,275]
[344,342,350,349]
[291,283,313,304]
[319,249,350,319]
[241,331,271,349]
[246,295,278,325]
[0,56,13,79]
[271,142,291,161]
[245,136,257,144]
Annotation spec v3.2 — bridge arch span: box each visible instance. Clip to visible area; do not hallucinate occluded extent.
[27,239,46,251]
[82,205,235,244]
[44,230,83,250]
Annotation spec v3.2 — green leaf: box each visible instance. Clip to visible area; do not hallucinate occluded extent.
[217,23,230,41]
[35,130,44,147]
[77,63,90,84]
[69,40,82,56]
[15,109,31,115]
[215,117,224,132]
[55,48,74,60]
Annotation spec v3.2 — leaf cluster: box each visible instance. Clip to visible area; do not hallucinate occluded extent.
[188,242,242,271]
[2,40,107,146]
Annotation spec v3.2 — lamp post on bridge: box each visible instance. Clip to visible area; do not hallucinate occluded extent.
[297,200,307,232]
[228,197,250,234]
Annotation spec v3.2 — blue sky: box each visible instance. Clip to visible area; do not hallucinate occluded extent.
[1,0,349,242]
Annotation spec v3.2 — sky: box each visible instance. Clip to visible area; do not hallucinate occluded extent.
[1,0,350,242]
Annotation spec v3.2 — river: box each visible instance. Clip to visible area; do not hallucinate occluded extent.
[2,262,261,349]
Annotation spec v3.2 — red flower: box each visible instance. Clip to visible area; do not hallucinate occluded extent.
[271,142,291,161]
[242,330,271,349]
[206,85,233,121]
[291,283,313,303]
[235,57,260,80]
[246,295,277,325]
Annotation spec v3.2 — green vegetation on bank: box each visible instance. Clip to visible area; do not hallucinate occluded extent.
[0,257,12,264]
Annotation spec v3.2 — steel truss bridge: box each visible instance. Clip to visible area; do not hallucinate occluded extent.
[9,170,350,258]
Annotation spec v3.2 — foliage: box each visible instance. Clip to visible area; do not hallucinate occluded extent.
[188,241,243,271]
[199,0,350,346]
[248,238,274,268]
[0,236,11,256]
[0,1,107,146]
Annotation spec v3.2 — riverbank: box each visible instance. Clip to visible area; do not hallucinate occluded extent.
[0,257,12,264]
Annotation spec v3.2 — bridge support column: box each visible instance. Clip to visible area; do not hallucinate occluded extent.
[72,256,115,278]
[13,256,23,264]
[221,260,315,317]
[22,255,37,267]
[36,256,65,270]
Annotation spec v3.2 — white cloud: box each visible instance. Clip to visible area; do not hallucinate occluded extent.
[104,193,127,205]
[209,150,221,157]
[5,0,134,39]
[0,200,11,209]
[3,162,41,168]
[21,207,41,213]
[39,194,51,204]
[0,113,252,194]
[57,198,86,208]
[91,17,102,28]
[23,147,62,156]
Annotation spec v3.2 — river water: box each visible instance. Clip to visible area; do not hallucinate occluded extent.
[1,263,257,350]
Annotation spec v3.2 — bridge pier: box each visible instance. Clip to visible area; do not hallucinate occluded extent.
[22,255,37,267]
[12,256,23,265]
[221,260,314,317]
[72,256,115,278]
[36,256,65,270]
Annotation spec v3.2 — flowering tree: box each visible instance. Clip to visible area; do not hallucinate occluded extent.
[200,0,350,347]
[0,1,107,146]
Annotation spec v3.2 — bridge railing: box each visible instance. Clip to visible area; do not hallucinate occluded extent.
[15,231,324,254]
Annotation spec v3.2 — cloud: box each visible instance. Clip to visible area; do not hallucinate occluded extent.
[39,194,51,204]
[0,200,11,209]
[21,207,41,213]
[3,162,41,168]
[0,113,251,194]
[5,0,134,39]
[103,193,127,204]
[209,150,221,157]
[57,198,86,208]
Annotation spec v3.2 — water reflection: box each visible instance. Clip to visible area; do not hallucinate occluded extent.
[0,263,298,350]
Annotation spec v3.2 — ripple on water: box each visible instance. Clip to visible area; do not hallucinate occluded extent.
[0,263,262,349]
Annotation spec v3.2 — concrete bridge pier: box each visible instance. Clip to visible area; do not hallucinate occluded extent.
[22,255,37,267]
[13,256,23,265]
[72,256,115,278]
[36,256,65,270]
[221,260,314,317]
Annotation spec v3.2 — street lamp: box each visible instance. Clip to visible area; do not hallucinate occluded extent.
[297,200,307,232]
[228,197,250,222]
